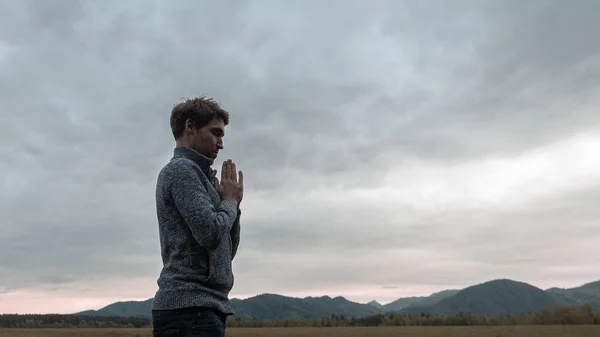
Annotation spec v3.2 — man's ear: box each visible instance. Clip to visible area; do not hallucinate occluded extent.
[185,118,195,132]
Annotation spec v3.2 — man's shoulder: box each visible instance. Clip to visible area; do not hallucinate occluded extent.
[162,156,198,172]
[158,157,209,184]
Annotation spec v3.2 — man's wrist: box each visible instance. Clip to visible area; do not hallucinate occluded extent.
[222,198,238,208]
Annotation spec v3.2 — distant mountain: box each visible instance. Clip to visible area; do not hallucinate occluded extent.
[232,294,381,319]
[380,296,425,311]
[78,299,153,318]
[367,300,383,309]
[547,280,600,309]
[415,289,462,307]
[75,279,599,319]
[381,289,460,311]
[401,279,567,316]
[77,294,381,320]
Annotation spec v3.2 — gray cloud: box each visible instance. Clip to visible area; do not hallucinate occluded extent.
[1,0,600,308]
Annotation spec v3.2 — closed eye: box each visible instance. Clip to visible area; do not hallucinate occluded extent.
[212,128,224,137]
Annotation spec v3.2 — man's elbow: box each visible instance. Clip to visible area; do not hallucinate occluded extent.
[195,235,221,251]
[192,227,225,251]
[190,216,233,250]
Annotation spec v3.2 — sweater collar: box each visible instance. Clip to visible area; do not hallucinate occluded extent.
[173,147,217,180]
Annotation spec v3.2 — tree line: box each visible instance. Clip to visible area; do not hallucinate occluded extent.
[1,304,597,329]
[0,314,150,329]
[226,304,599,328]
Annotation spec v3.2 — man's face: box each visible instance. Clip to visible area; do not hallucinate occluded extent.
[189,117,225,163]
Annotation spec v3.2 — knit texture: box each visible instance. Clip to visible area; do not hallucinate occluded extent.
[152,147,241,315]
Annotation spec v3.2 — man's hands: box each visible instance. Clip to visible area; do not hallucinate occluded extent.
[214,159,243,207]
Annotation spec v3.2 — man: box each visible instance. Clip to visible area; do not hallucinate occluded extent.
[151,96,243,337]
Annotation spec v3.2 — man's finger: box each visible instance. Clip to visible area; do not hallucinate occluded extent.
[227,160,233,180]
[231,162,237,181]
[222,160,228,181]
[238,170,243,187]
[213,177,219,187]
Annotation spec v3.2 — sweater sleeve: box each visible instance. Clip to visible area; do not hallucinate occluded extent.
[230,209,241,259]
[169,163,238,251]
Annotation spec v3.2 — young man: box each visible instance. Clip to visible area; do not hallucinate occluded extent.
[151,96,243,337]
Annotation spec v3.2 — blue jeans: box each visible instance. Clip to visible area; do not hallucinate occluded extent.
[152,307,227,337]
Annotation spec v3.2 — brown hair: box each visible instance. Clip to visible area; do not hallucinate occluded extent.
[170,96,230,139]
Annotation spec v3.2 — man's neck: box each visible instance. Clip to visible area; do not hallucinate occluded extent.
[174,146,213,166]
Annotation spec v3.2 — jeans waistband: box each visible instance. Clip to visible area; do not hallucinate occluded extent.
[152,306,227,321]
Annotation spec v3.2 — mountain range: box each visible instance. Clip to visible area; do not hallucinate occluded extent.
[76,279,600,320]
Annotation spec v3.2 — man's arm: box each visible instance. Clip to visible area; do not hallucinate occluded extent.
[230,209,241,259]
[169,163,238,251]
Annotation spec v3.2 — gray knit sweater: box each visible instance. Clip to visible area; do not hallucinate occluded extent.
[151,147,241,315]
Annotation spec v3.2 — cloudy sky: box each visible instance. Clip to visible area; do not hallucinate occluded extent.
[1,0,600,314]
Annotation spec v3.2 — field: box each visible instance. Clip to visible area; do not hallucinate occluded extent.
[2,326,600,337]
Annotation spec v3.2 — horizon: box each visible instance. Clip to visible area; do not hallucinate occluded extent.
[2,1,600,316]
[2,278,597,315]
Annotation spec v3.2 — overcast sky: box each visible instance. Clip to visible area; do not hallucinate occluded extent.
[1,0,600,314]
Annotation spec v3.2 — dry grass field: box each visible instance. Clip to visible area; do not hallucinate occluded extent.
[1,326,600,337]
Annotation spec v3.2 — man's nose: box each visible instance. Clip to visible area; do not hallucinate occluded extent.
[217,140,223,149]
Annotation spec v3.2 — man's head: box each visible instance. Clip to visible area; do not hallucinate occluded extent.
[170,96,230,163]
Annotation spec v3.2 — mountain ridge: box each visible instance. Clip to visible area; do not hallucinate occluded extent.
[75,278,600,319]
[398,279,567,316]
